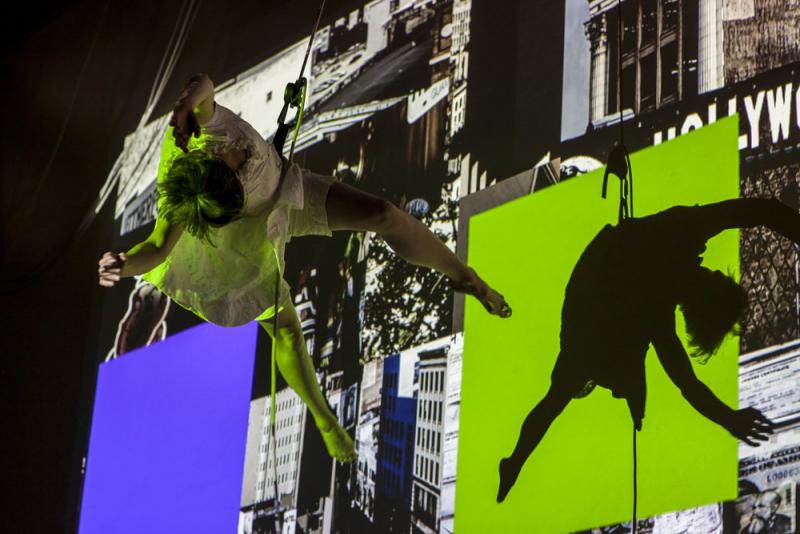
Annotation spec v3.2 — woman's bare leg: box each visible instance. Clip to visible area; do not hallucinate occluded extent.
[497,381,577,503]
[258,302,356,462]
[325,181,511,317]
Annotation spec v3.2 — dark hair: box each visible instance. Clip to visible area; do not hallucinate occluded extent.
[157,150,244,244]
[679,267,745,361]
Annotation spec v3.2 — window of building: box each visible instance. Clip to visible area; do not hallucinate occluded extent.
[640,50,657,111]
[598,0,696,116]
[641,0,657,46]
[620,56,636,113]
[663,0,679,32]
[620,0,637,51]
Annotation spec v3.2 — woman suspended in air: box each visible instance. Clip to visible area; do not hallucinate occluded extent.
[496,198,798,503]
[97,73,511,463]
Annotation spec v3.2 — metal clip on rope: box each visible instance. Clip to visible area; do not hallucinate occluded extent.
[272,77,307,157]
[601,143,634,223]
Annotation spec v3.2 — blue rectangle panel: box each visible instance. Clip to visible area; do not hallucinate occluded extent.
[79,322,258,534]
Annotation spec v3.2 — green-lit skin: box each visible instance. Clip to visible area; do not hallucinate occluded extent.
[102,73,511,464]
[129,127,214,293]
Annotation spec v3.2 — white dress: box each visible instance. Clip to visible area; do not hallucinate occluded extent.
[142,104,333,326]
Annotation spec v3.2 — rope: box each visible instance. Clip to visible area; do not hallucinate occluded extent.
[633,422,638,534]
[2,0,109,291]
[145,0,200,122]
[1,0,201,293]
[616,2,637,529]
[601,3,638,532]
[92,0,201,222]
[618,3,636,528]
[259,2,326,531]
[602,0,634,225]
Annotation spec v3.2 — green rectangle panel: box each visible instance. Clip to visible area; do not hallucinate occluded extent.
[456,117,740,533]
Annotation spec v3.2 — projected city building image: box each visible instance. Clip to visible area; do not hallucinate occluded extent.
[65,1,800,533]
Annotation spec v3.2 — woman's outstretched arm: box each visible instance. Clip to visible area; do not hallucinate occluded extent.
[693,197,800,244]
[122,218,184,276]
[98,74,213,287]
[651,315,774,446]
[97,219,183,286]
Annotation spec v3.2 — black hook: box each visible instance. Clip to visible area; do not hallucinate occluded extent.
[273,77,307,155]
[602,144,629,198]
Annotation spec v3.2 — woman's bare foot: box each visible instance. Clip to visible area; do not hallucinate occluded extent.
[452,268,512,317]
[316,417,357,463]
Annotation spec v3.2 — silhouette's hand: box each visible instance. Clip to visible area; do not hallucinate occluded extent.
[98,252,127,287]
[169,102,201,153]
[726,407,775,446]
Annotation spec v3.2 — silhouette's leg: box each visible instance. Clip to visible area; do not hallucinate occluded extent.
[497,380,578,503]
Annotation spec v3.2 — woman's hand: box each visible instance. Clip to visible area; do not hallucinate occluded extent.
[169,102,201,153]
[725,407,775,446]
[98,252,127,287]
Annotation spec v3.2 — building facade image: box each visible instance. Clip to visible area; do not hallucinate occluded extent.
[375,354,418,532]
[584,0,727,127]
[410,347,448,534]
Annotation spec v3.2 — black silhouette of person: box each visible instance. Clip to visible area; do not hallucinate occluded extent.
[496,197,798,503]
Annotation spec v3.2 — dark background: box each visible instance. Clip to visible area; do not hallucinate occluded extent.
[465,0,564,180]
[0,1,366,531]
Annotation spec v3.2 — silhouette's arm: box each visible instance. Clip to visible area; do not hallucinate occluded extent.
[693,197,800,244]
[651,319,736,428]
[652,316,775,445]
